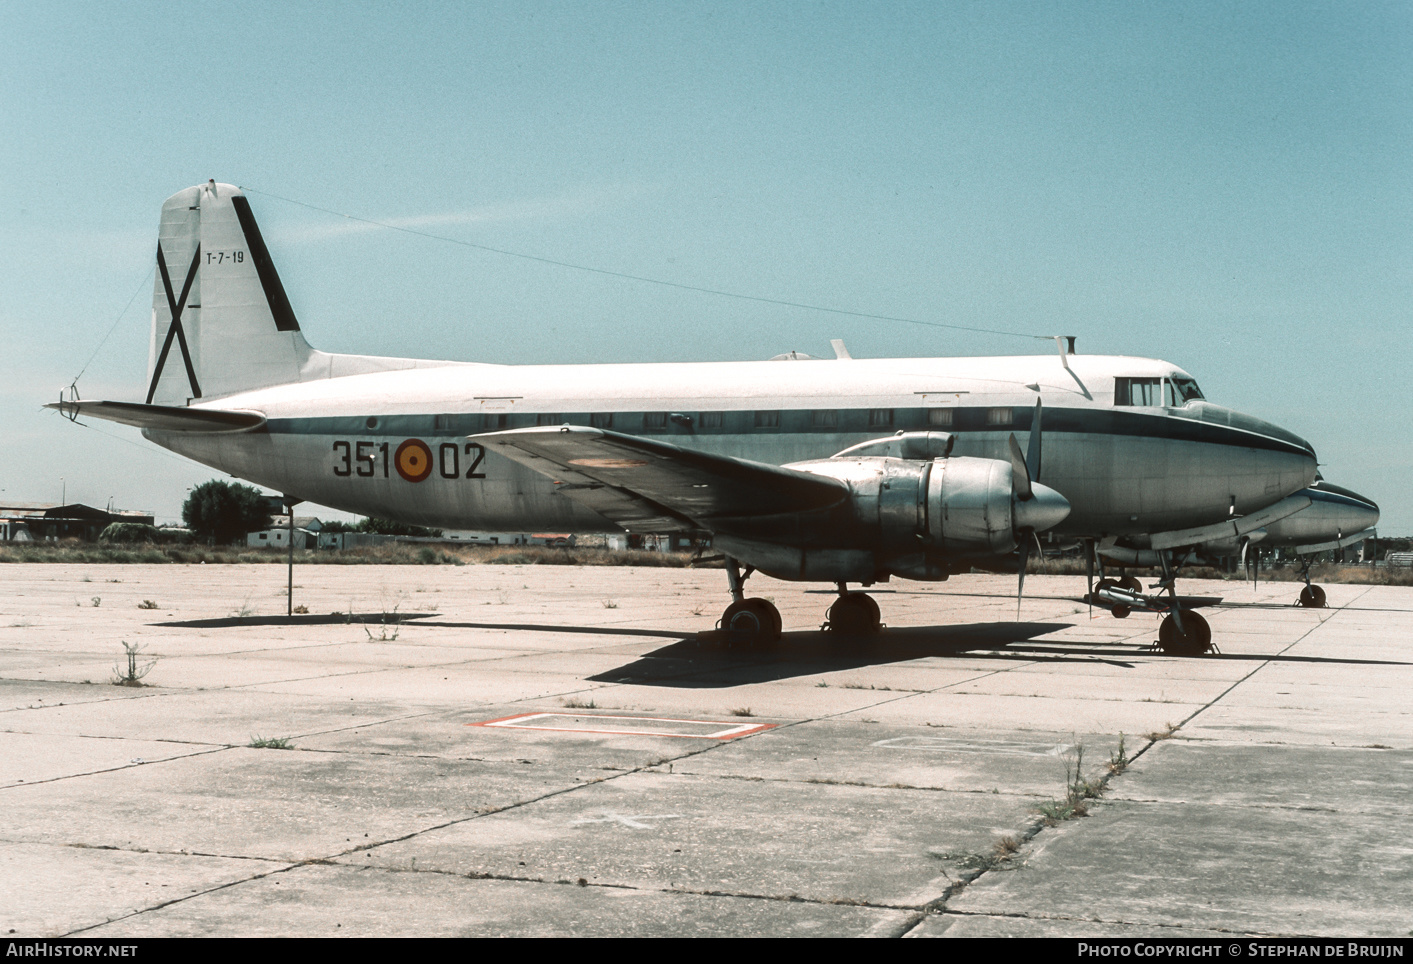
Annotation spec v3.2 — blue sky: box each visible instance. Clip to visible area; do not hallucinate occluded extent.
[3,1,1410,530]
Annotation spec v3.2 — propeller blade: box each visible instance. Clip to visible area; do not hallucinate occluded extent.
[1085,539,1094,619]
[1016,531,1030,619]
[1026,398,1042,483]
[1007,434,1033,501]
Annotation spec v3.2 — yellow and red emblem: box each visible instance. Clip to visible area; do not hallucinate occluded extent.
[394,439,434,482]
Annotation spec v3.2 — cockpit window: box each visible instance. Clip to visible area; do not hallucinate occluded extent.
[1169,376,1204,404]
[1114,377,1161,406]
[1116,376,1205,407]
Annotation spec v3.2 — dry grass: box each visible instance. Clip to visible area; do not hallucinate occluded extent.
[0,542,696,568]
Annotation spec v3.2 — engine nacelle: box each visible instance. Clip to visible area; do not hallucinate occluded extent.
[787,455,1070,557]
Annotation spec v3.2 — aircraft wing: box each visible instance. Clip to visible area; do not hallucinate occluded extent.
[45,400,266,433]
[471,425,849,533]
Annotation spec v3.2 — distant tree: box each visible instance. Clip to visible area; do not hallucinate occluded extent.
[318,520,355,534]
[181,481,272,545]
[355,517,443,538]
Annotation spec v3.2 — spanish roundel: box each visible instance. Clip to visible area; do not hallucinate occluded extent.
[395,439,433,482]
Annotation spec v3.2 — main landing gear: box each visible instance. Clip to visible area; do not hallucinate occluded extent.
[717,557,781,643]
[714,561,884,643]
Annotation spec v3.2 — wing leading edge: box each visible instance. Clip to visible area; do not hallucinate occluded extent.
[471,425,849,533]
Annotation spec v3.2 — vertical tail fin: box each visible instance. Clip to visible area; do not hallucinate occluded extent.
[147,181,312,404]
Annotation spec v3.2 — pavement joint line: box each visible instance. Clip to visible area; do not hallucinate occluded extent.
[330,859,933,912]
[0,744,230,790]
[666,769,1051,797]
[928,906,1269,936]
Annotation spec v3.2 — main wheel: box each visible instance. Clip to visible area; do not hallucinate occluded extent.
[1095,578,1119,593]
[1158,609,1212,656]
[1118,576,1143,593]
[1111,604,1131,619]
[827,592,880,635]
[721,598,781,642]
[1298,585,1326,608]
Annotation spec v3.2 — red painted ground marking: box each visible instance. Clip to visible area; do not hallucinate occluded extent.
[469,712,775,740]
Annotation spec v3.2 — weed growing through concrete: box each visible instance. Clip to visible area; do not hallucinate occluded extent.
[729,707,754,717]
[602,599,618,609]
[1144,722,1180,742]
[112,642,155,687]
[1108,733,1128,775]
[364,603,401,641]
[90,597,101,607]
[561,697,597,709]
[1037,743,1105,825]
[138,600,158,610]
[249,736,295,749]
[292,605,309,614]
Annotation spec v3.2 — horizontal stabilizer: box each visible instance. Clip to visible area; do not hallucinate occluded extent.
[472,425,848,532]
[46,400,266,433]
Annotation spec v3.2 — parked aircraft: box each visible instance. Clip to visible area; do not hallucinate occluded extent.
[51,182,1319,653]
[1095,479,1378,610]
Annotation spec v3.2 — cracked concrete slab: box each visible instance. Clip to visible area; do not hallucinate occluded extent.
[0,564,1407,937]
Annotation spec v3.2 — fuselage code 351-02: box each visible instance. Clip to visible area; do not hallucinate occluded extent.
[331,439,487,482]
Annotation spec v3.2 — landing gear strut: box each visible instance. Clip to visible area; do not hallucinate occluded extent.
[1294,559,1327,608]
[717,557,781,642]
[826,583,881,635]
[1155,550,1216,656]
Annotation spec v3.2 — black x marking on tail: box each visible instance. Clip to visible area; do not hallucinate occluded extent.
[146,243,203,403]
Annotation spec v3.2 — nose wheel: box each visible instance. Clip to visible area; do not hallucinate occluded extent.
[1158,609,1213,656]
[826,589,881,635]
[1298,584,1327,608]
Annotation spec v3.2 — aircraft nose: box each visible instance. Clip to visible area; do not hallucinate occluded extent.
[1014,482,1071,534]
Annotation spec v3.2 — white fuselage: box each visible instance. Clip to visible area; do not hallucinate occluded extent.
[149,352,1317,540]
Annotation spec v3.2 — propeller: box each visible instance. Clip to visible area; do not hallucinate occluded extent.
[1010,398,1046,618]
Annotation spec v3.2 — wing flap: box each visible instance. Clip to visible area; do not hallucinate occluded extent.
[47,400,266,433]
[472,425,848,531]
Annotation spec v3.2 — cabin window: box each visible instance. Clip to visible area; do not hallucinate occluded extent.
[754,411,781,428]
[699,411,723,429]
[986,407,1013,426]
[927,408,953,427]
[536,413,561,426]
[642,412,668,430]
[590,413,614,429]
[811,410,838,428]
[869,408,894,428]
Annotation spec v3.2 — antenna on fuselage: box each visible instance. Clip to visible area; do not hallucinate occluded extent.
[1038,335,1076,369]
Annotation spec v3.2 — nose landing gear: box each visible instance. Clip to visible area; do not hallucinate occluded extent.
[1294,560,1327,608]
[1158,608,1212,656]
[826,586,881,635]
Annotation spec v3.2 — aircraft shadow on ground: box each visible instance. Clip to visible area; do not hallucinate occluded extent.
[153,612,442,629]
[588,621,1088,687]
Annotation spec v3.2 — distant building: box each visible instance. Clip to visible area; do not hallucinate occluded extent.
[247,515,322,550]
[0,503,153,543]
